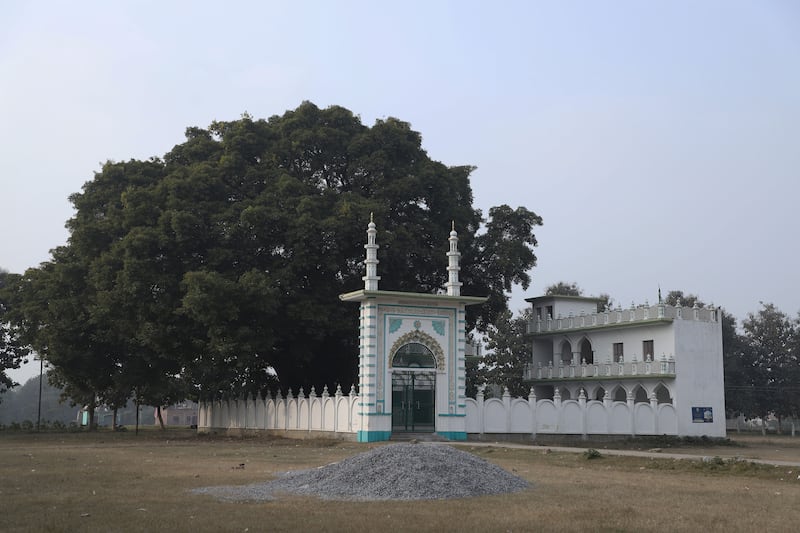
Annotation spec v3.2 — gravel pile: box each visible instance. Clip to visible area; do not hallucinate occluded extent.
[192,443,529,502]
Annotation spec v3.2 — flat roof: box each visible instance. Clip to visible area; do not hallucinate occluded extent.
[339,289,488,305]
[525,294,604,303]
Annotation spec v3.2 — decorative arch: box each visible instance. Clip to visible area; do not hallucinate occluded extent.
[579,337,594,364]
[559,339,572,365]
[389,330,445,372]
[654,383,673,404]
[633,385,649,404]
[612,385,627,402]
[594,386,606,401]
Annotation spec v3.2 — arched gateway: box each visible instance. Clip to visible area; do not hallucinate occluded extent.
[339,218,487,442]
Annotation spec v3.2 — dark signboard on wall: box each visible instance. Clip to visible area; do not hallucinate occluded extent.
[692,407,713,423]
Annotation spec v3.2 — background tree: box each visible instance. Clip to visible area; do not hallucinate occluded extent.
[664,290,702,308]
[544,281,583,296]
[544,281,610,312]
[720,309,751,418]
[739,303,799,431]
[0,270,32,401]
[481,309,533,397]
[20,102,543,402]
[0,372,77,426]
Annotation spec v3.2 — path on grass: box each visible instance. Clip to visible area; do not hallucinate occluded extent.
[449,439,800,467]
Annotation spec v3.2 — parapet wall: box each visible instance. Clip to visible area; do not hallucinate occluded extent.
[528,303,720,334]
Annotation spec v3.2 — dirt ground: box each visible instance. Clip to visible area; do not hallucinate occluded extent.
[2,430,800,532]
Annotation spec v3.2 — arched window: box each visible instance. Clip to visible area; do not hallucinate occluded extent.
[392,343,436,368]
[579,338,593,364]
[559,387,572,400]
[560,340,572,365]
[633,385,649,404]
[594,387,606,401]
[655,384,672,404]
[613,386,627,402]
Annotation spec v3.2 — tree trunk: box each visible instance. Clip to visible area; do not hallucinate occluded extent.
[112,407,118,431]
[87,400,97,431]
[135,397,140,436]
[156,405,165,430]
[762,417,767,436]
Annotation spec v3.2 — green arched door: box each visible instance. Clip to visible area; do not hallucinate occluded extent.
[391,343,436,432]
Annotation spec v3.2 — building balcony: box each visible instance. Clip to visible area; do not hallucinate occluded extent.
[523,355,675,382]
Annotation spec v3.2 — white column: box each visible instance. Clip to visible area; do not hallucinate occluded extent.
[363,214,380,291]
[445,223,462,296]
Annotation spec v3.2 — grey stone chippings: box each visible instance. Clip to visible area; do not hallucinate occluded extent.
[191,443,529,502]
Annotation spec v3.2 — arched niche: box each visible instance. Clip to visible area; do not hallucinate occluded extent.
[579,337,594,364]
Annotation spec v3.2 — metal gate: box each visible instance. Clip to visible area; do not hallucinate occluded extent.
[391,371,435,432]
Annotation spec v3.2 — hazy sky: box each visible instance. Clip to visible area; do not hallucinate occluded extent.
[3,1,799,383]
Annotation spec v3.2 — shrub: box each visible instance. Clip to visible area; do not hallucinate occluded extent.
[584,448,602,460]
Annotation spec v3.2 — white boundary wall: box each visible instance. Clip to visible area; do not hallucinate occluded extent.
[198,386,683,439]
[197,386,361,438]
[465,390,678,437]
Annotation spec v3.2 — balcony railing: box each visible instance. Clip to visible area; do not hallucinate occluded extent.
[523,355,675,381]
[527,302,719,334]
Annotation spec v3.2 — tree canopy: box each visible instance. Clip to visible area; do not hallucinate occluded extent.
[0,270,32,401]
[544,281,582,296]
[14,102,543,410]
[544,281,612,312]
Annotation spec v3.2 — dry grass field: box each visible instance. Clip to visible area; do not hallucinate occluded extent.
[1,430,799,532]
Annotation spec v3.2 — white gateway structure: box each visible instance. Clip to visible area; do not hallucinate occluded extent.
[339,218,486,442]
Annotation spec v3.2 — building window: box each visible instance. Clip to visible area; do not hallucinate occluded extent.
[536,307,542,320]
[643,340,654,359]
[546,305,554,319]
[613,342,624,361]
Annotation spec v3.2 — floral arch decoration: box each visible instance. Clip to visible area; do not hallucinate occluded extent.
[389,330,446,372]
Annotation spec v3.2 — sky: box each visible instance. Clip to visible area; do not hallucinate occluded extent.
[2,1,799,383]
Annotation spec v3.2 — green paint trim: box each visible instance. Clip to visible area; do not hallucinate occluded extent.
[357,431,392,442]
[438,413,467,417]
[437,431,467,441]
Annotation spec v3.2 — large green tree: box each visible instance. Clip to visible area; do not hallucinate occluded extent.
[22,102,543,402]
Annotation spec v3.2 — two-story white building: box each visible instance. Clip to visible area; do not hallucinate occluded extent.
[520,295,725,437]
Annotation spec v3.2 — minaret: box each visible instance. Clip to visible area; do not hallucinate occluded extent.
[445,221,462,296]
[363,213,380,291]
